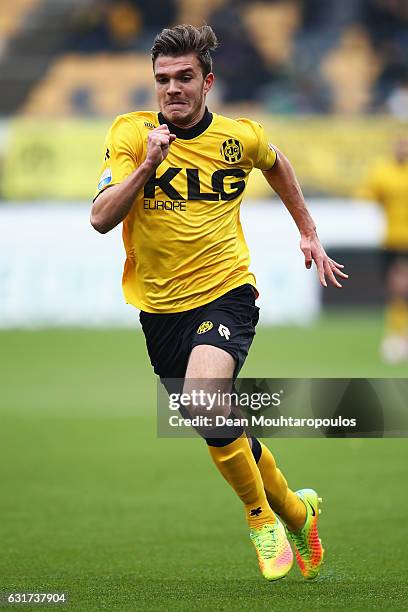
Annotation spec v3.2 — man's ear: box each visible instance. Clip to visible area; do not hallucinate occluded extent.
[204,72,215,95]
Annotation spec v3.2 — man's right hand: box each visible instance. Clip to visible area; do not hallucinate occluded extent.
[146,124,177,167]
[91,124,177,234]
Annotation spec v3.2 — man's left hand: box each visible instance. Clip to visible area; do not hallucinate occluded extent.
[300,232,349,288]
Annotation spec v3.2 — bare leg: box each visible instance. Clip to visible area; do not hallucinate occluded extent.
[183,344,276,528]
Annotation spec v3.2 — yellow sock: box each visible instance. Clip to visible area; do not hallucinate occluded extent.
[257,442,306,532]
[208,435,276,528]
[386,298,408,335]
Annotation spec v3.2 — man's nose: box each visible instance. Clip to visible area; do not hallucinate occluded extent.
[167,79,182,95]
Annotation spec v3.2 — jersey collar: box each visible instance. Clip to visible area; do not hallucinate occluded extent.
[158,107,213,140]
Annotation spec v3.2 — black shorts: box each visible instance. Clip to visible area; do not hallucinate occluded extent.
[139,284,259,379]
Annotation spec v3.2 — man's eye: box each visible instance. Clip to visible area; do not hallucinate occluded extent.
[181,76,192,82]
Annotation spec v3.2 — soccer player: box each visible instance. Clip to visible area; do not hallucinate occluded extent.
[91,24,347,581]
[358,137,408,363]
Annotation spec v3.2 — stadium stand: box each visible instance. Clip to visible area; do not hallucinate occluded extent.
[321,25,382,114]
[0,0,95,114]
[243,1,301,67]
[1,0,408,117]
[176,0,227,27]
[22,53,155,117]
[0,0,38,56]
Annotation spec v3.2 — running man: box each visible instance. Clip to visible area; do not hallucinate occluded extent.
[91,24,347,581]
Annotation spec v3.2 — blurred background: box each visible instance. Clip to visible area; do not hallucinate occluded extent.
[1,0,408,359]
[1,3,408,609]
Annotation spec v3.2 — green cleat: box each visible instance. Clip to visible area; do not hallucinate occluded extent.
[287,488,324,580]
[250,517,294,581]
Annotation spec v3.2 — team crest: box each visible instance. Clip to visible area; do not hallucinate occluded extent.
[220,139,243,163]
[197,321,213,334]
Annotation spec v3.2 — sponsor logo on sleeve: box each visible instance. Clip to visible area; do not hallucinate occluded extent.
[97,167,112,191]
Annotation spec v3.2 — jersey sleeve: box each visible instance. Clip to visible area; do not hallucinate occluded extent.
[251,121,277,170]
[93,115,141,201]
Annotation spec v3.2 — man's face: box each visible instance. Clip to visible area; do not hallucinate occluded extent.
[153,53,214,127]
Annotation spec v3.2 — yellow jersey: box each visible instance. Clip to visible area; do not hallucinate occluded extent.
[358,159,408,250]
[94,109,276,312]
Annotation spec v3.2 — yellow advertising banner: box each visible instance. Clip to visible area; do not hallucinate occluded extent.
[246,115,405,199]
[1,116,405,200]
[2,119,110,200]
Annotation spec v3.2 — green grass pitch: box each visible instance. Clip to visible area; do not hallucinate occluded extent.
[1,311,407,611]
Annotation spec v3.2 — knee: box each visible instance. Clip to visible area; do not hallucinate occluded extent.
[181,384,233,420]
[178,385,241,441]
[184,398,229,420]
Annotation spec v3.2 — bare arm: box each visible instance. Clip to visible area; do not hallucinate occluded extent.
[262,147,348,288]
[90,124,176,234]
[91,160,156,234]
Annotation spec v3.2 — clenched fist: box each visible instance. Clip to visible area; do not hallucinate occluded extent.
[146,124,177,167]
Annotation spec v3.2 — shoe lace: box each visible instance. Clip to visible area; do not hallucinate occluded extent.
[253,525,279,560]
[290,531,310,560]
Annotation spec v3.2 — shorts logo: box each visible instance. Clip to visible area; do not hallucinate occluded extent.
[197,321,213,334]
[218,324,230,340]
[220,139,243,163]
[97,167,112,190]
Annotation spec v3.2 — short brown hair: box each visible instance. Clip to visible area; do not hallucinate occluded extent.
[151,24,218,77]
